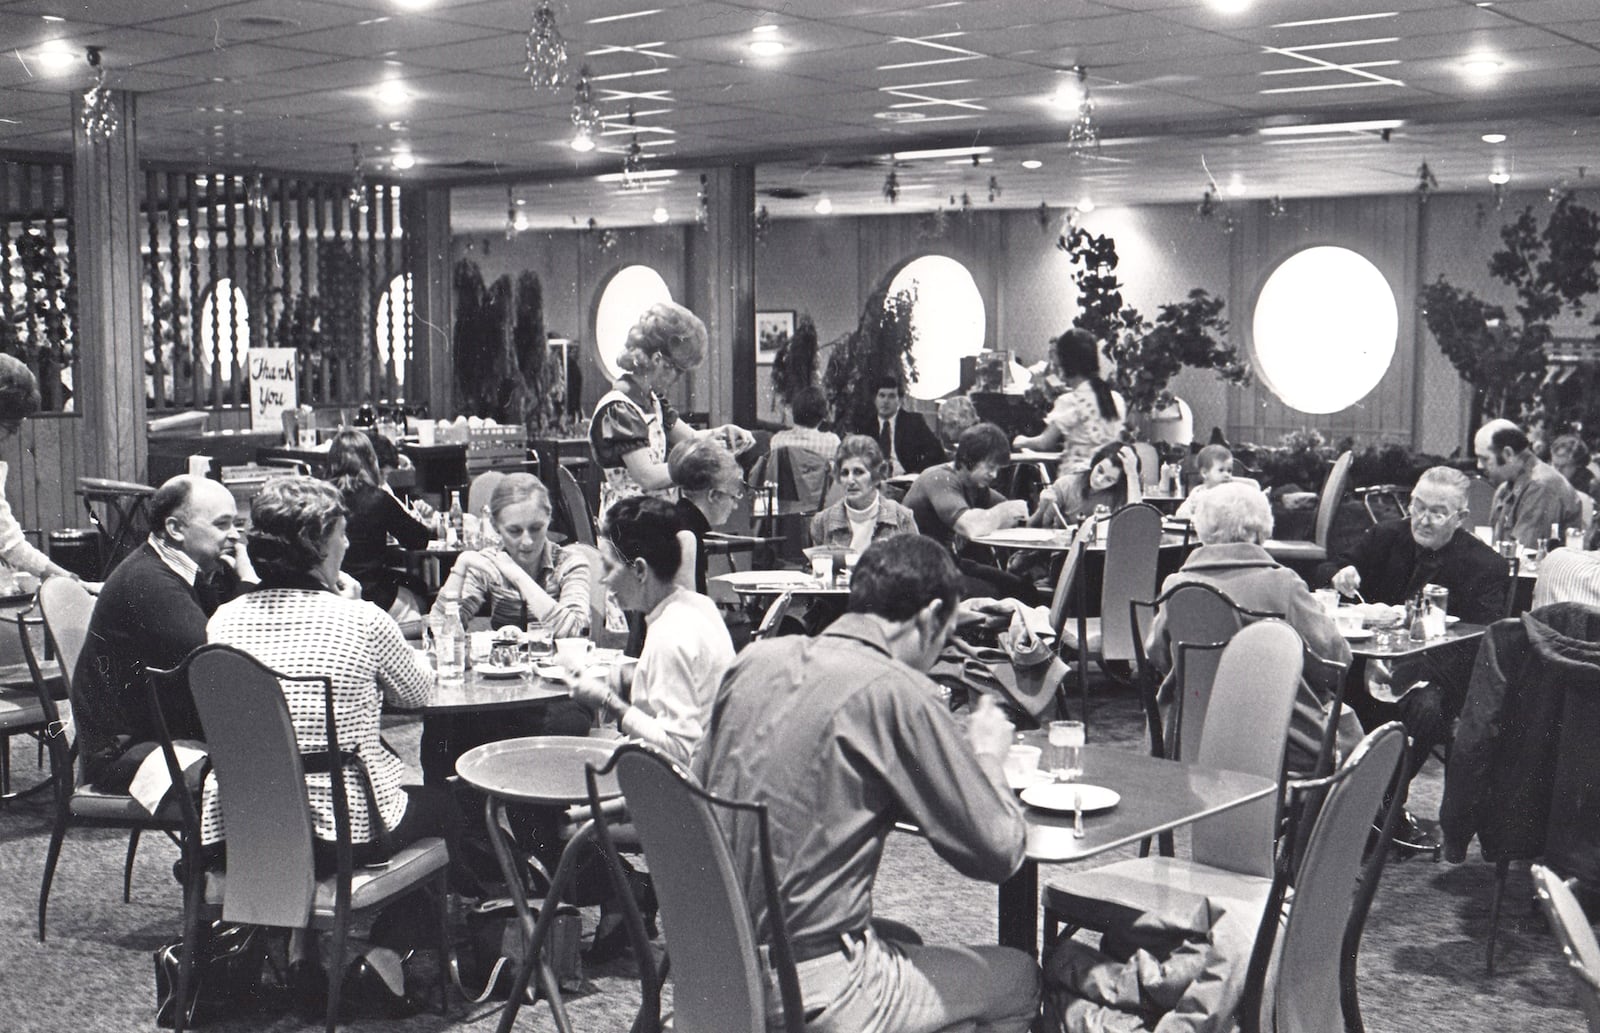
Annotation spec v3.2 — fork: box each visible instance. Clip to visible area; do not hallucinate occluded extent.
[1073,788,1084,838]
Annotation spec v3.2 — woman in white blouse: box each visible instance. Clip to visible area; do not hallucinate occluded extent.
[1012,328,1125,473]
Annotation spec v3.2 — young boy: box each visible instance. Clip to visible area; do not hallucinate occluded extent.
[1175,444,1259,520]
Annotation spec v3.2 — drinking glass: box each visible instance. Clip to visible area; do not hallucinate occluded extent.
[524,623,554,659]
[1046,720,1085,781]
[810,553,834,585]
[1422,584,1449,639]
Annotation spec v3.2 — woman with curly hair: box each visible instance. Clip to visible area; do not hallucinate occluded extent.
[587,300,753,516]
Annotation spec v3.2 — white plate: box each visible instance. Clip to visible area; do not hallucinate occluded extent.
[1006,770,1053,792]
[475,661,531,678]
[1446,615,1460,625]
[1339,628,1374,641]
[532,663,573,682]
[986,528,1062,544]
[1019,783,1121,813]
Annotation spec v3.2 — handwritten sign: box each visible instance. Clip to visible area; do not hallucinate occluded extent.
[248,348,298,432]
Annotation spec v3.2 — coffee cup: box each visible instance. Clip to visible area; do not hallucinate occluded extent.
[1335,610,1365,634]
[1003,744,1042,785]
[554,637,591,674]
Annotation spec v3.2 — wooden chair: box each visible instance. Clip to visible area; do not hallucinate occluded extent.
[1043,620,1303,946]
[1531,864,1600,1033]
[184,644,451,1033]
[33,577,192,940]
[1131,441,1162,488]
[1,606,54,804]
[586,742,804,1033]
[1263,450,1352,571]
[1057,503,1163,726]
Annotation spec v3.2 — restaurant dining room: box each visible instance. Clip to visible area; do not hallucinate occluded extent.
[3,0,1600,1031]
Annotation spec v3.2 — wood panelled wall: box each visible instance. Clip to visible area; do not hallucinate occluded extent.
[1,414,82,546]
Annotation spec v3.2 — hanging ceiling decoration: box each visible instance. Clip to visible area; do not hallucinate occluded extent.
[1036,202,1052,233]
[1266,196,1287,219]
[696,174,710,229]
[620,106,646,189]
[505,184,520,240]
[524,1,569,91]
[347,144,369,214]
[987,176,1002,203]
[1416,161,1438,202]
[1197,185,1219,220]
[882,169,899,204]
[754,204,771,245]
[1065,66,1098,157]
[79,47,118,141]
[569,65,600,152]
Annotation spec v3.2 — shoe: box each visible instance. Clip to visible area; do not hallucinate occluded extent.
[584,918,634,966]
[1388,811,1439,854]
[342,954,421,1019]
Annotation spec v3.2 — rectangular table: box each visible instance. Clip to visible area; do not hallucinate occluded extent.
[998,741,1277,954]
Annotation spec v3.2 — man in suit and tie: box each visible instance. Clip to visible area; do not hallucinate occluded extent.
[864,376,945,476]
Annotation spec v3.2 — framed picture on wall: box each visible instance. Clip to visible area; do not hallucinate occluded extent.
[755,310,794,366]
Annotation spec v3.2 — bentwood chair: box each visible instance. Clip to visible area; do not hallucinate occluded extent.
[1531,864,1600,1033]
[1057,503,1163,726]
[555,463,596,546]
[588,742,805,1033]
[1043,620,1304,946]
[34,577,190,941]
[1263,450,1352,572]
[1,604,54,804]
[185,644,451,1033]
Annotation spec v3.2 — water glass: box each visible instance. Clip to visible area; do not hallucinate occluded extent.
[1313,588,1340,615]
[810,553,834,586]
[524,623,554,659]
[1046,720,1085,781]
[1422,584,1449,639]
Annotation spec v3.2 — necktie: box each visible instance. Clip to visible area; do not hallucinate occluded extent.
[880,419,894,461]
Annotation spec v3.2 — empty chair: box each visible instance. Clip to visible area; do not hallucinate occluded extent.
[1263,450,1352,571]
[33,577,188,940]
[185,644,450,1033]
[587,742,804,1033]
[1131,441,1162,488]
[1044,620,1304,945]
[1,608,52,803]
[466,469,506,515]
[1058,502,1164,724]
[554,463,596,546]
[1531,864,1600,1033]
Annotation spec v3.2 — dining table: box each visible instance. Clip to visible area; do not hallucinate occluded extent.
[972,525,1193,554]
[455,734,623,1033]
[710,568,851,598]
[423,661,573,713]
[997,738,1278,955]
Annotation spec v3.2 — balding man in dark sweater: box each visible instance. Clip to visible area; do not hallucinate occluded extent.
[75,476,253,791]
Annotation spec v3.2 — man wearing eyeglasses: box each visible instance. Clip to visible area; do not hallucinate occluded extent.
[1325,466,1509,850]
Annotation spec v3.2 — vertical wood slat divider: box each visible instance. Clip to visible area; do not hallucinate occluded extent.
[145,169,165,411]
[224,173,239,404]
[243,173,259,361]
[185,174,200,410]
[366,180,379,402]
[328,181,342,403]
[205,173,220,409]
[382,183,397,403]
[0,164,15,336]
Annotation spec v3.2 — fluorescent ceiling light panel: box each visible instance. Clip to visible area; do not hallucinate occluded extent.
[586,9,662,24]
[594,168,678,183]
[1273,12,1397,28]
[892,145,991,160]
[1258,119,1403,135]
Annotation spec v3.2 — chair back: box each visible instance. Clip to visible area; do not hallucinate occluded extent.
[1172,642,1225,764]
[1465,475,1496,532]
[1131,441,1161,488]
[37,576,96,698]
[1532,864,1600,1033]
[1310,451,1353,550]
[184,644,324,929]
[754,591,795,640]
[1047,529,1088,639]
[1160,582,1281,760]
[1098,503,1163,663]
[601,743,803,1033]
[1191,620,1302,877]
[1253,723,1406,1033]
[555,463,596,546]
[769,446,832,515]
[466,470,506,515]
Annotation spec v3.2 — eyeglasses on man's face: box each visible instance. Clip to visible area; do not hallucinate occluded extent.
[711,481,748,503]
[1410,503,1461,524]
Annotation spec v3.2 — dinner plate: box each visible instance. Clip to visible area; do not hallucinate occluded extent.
[533,662,574,683]
[475,661,530,678]
[987,528,1062,544]
[1019,783,1120,813]
[1446,615,1460,625]
[1339,628,1374,641]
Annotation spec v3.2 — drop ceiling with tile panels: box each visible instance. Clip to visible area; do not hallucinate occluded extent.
[0,0,1596,228]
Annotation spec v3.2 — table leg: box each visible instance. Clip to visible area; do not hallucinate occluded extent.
[998,860,1039,955]
[482,796,592,1033]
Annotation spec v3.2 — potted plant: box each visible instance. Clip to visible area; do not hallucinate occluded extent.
[823,281,917,432]
[769,313,819,414]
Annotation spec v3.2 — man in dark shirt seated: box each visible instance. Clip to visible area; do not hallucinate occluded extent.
[74,475,254,791]
[1324,465,1509,847]
[903,422,1035,603]
[694,534,1040,1033]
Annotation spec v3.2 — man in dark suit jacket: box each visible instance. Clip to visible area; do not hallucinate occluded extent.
[860,376,946,475]
[74,475,253,792]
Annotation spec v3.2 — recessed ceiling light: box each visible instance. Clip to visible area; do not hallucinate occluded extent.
[874,111,926,122]
[749,38,785,57]
[516,198,526,206]
[1077,196,1095,213]
[652,206,670,224]
[391,0,433,8]
[814,196,833,215]
[1258,119,1404,136]
[1227,178,1246,197]
[753,24,779,35]
[1049,81,1085,110]
[1460,55,1503,78]
[40,14,64,22]
[1488,170,1511,185]
[390,151,415,170]
[594,168,678,183]
[892,145,990,161]
[1021,159,1043,170]
[1482,132,1507,144]
[373,78,411,109]
[1207,0,1251,13]
[33,39,76,74]
[570,127,596,152]
[513,211,529,231]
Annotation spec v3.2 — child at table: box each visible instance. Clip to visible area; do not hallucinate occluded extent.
[1175,444,1261,522]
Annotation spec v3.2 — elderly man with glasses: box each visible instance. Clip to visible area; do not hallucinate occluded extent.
[1325,465,1510,850]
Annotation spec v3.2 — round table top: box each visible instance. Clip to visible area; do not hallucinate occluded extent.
[425,667,571,713]
[712,569,850,596]
[455,735,622,805]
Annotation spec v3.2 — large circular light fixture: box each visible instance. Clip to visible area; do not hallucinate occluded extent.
[886,255,986,400]
[1251,246,1397,414]
[593,265,673,380]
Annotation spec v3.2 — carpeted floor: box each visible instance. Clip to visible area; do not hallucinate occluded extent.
[0,680,1589,1033]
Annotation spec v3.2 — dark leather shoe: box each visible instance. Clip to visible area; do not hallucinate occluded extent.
[1388,811,1440,854]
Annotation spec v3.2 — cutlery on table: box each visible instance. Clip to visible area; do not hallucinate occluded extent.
[1073,788,1084,838]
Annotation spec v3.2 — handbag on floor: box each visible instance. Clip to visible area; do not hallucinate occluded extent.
[453,897,584,1004]
[154,920,268,1028]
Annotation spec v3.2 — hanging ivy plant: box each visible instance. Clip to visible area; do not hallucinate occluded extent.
[823,282,917,432]
[770,312,819,410]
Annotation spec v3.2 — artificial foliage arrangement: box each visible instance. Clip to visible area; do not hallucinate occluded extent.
[1054,226,1250,414]
[2,228,74,409]
[452,259,565,431]
[823,282,917,432]
[1422,192,1600,434]
[769,313,819,410]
